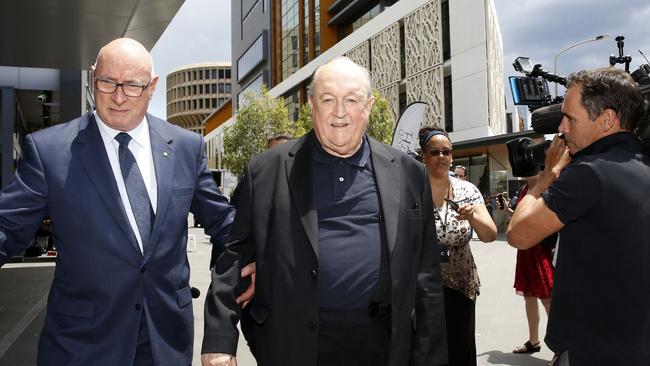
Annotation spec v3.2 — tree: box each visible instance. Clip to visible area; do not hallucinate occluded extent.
[294,103,313,137]
[292,90,395,144]
[367,90,395,145]
[222,88,293,177]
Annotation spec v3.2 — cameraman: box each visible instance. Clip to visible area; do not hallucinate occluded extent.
[507,67,650,366]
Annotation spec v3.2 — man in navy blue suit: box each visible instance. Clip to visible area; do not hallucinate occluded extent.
[0,38,238,366]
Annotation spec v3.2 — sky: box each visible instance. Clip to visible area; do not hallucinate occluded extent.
[493,0,650,101]
[147,0,650,118]
[149,0,231,118]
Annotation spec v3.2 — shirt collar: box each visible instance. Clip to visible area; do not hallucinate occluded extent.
[571,131,641,159]
[94,111,149,148]
[312,135,370,168]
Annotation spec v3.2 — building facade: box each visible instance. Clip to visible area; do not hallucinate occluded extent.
[166,62,232,135]
[0,0,183,189]
[212,0,517,195]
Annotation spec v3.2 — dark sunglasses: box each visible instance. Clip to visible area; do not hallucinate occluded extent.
[427,148,453,157]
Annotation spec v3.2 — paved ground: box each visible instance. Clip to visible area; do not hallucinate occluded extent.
[0,226,553,365]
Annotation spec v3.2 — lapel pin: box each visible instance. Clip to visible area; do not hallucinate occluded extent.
[163,151,169,157]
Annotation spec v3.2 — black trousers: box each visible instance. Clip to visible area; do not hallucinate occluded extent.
[240,306,257,357]
[317,307,391,366]
[444,287,477,366]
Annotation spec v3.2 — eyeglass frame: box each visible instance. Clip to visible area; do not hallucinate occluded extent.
[94,77,151,97]
[426,148,453,157]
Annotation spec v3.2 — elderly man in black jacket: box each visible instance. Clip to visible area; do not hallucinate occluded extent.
[201,56,447,366]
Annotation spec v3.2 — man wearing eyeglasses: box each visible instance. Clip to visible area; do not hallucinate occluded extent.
[0,38,248,366]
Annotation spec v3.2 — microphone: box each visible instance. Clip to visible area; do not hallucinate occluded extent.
[191,287,201,299]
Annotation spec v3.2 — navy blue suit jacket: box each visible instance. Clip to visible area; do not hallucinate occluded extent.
[0,112,234,365]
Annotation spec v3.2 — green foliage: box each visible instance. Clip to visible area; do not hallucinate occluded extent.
[367,90,395,144]
[294,103,312,137]
[222,88,293,177]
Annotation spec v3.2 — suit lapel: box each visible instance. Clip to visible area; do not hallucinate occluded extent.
[145,114,175,261]
[286,133,319,257]
[369,138,400,255]
[75,113,141,255]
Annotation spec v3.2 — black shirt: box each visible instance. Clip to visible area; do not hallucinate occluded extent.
[542,132,650,365]
[312,137,382,309]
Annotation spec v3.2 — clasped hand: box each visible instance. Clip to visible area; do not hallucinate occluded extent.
[455,203,474,222]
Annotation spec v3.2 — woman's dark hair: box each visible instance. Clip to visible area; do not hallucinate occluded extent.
[418,126,450,150]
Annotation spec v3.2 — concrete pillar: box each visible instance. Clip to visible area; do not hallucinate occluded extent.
[59,70,82,122]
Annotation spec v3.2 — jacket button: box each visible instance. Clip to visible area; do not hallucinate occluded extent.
[311,269,318,279]
[308,321,317,330]
[134,304,142,311]
[140,266,146,273]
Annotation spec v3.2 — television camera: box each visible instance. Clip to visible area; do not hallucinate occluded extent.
[507,36,650,177]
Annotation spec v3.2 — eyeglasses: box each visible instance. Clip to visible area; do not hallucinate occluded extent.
[427,148,453,157]
[94,77,150,97]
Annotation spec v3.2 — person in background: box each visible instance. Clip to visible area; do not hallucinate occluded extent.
[509,176,556,355]
[484,194,494,219]
[453,165,467,181]
[419,126,497,366]
[266,134,292,149]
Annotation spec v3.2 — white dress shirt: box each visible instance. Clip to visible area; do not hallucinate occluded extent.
[95,111,158,253]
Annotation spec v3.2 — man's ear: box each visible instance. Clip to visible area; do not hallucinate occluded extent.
[601,108,618,131]
[366,95,376,111]
[308,95,314,109]
[147,75,159,100]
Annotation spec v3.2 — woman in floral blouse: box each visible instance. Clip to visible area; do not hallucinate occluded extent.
[419,126,497,366]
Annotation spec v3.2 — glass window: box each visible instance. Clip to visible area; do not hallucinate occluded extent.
[442,0,451,61]
[444,75,453,132]
[281,0,299,80]
[314,0,320,57]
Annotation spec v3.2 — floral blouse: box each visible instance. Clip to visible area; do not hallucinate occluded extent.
[434,177,484,302]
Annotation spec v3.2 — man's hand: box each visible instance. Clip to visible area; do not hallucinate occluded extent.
[530,135,572,197]
[201,353,237,366]
[235,262,256,307]
[545,135,572,176]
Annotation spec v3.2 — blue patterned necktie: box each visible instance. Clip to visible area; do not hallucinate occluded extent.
[115,132,154,253]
